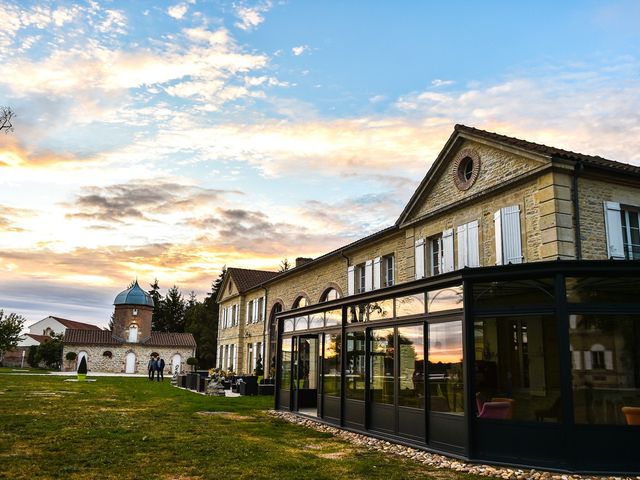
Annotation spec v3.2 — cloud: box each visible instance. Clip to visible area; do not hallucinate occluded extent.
[292,45,309,56]
[431,79,454,87]
[234,1,272,31]
[0,204,35,233]
[167,3,188,20]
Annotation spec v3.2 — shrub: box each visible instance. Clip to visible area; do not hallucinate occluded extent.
[65,351,77,361]
[77,356,87,374]
[186,357,197,371]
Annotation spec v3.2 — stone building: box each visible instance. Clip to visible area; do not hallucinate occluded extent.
[217,124,640,473]
[63,281,196,375]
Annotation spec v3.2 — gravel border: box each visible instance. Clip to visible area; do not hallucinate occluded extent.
[268,410,638,480]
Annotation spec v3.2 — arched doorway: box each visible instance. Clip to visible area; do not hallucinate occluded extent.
[77,351,88,371]
[125,352,136,373]
[171,354,181,375]
[128,324,138,342]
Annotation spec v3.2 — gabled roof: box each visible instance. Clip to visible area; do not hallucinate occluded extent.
[227,268,280,293]
[64,329,121,345]
[396,124,640,226]
[51,317,102,330]
[24,333,52,343]
[142,332,196,348]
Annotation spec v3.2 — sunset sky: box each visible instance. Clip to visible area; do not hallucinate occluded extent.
[2,1,640,328]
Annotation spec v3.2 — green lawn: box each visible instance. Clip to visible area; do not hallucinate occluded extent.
[0,372,484,479]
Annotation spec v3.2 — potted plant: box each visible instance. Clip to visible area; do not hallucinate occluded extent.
[77,356,87,381]
[186,357,198,372]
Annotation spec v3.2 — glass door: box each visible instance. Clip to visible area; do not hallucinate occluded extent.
[369,327,396,434]
[294,335,319,416]
[397,324,426,441]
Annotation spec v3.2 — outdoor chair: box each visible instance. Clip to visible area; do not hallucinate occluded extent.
[491,397,515,419]
[477,401,511,419]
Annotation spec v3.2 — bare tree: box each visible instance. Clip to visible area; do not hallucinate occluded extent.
[278,258,291,272]
[1,107,15,133]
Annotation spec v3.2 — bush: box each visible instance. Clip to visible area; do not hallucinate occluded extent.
[186,357,197,371]
[77,356,87,374]
[65,351,77,361]
[27,345,38,367]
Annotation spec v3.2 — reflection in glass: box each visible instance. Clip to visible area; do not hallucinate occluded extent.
[346,330,366,400]
[370,328,395,405]
[323,333,341,397]
[429,321,464,414]
[473,279,554,307]
[369,299,394,321]
[297,338,318,389]
[322,288,341,302]
[281,338,292,390]
[570,314,640,425]
[566,277,640,304]
[325,309,342,327]
[309,312,324,329]
[428,286,463,313]
[283,318,294,333]
[396,293,425,317]
[294,316,308,331]
[474,315,560,422]
[348,304,367,323]
[398,325,425,408]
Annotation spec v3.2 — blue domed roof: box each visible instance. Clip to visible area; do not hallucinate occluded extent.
[114,281,155,307]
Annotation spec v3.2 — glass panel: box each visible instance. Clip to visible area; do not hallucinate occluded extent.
[570,314,640,425]
[473,279,555,307]
[396,293,425,317]
[280,338,292,391]
[283,318,294,333]
[325,308,342,327]
[398,325,425,408]
[323,333,341,397]
[368,299,393,321]
[474,315,560,422]
[345,330,366,400]
[370,328,395,405]
[297,338,318,389]
[566,277,640,304]
[294,316,308,331]
[348,304,367,323]
[309,312,324,329]
[428,286,463,312]
[429,321,464,414]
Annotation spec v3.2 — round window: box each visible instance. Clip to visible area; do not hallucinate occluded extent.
[453,148,481,191]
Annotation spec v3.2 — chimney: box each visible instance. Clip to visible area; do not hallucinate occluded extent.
[295,257,313,268]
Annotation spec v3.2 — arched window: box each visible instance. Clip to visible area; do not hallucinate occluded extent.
[292,295,309,309]
[128,324,138,343]
[103,351,113,358]
[320,287,342,302]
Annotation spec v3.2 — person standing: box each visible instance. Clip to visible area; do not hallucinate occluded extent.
[148,355,156,381]
[157,356,165,381]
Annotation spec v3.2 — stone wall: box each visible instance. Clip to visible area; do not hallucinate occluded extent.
[62,344,194,374]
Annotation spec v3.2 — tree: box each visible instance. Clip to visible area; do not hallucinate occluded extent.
[1,106,15,134]
[27,345,38,367]
[156,285,186,332]
[0,310,25,361]
[148,278,163,330]
[187,290,197,308]
[108,312,115,331]
[35,333,63,369]
[279,258,291,272]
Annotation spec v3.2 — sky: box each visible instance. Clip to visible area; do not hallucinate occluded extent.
[2,1,640,328]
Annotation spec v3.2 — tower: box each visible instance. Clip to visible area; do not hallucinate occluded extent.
[111,281,154,343]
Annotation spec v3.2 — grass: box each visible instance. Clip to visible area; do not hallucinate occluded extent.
[0,373,486,480]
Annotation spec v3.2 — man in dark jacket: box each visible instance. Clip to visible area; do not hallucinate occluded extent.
[157,357,165,381]
[148,355,156,381]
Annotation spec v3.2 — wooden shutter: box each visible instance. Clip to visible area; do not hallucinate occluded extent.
[572,350,582,370]
[468,220,480,267]
[603,201,625,259]
[415,238,425,279]
[347,266,355,296]
[442,229,454,273]
[494,210,503,265]
[500,206,523,264]
[457,223,468,269]
[364,259,373,292]
[373,257,381,289]
[604,351,614,370]
[584,351,592,370]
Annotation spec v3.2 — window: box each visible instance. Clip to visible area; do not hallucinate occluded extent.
[247,300,254,324]
[591,349,606,370]
[257,297,264,322]
[356,263,366,293]
[321,288,341,302]
[457,220,480,268]
[494,205,523,264]
[247,343,254,372]
[345,331,366,400]
[429,321,464,414]
[383,255,395,287]
[293,296,308,309]
[323,333,341,397]
[102,351,112,358]
[430,234,442,275]
[621,207,640,260]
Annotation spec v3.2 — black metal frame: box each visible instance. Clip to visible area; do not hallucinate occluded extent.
[274,260,640,474]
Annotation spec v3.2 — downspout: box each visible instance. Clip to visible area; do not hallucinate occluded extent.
[572,159,584,260]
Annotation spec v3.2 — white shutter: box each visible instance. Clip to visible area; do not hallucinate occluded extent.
[364,259,373,292]
[572,351,582,370]
[415,238,425,279]
[502,205,523,264]
[373,257,381,289]
[261,297,266,322]
[494,210,503,265]
[457,223,468,269]
[442,229,454,273]
[584,351,592,370]
[253,299,258,323]
[604,202,625,259]
[604,351,613,370]
[347,266,355,295]
[468,220,480,267]
[246,302,251,324]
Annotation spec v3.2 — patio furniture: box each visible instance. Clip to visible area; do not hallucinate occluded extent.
[478,401,511,419]
[622,406,640,425]
[491,397,515,419]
